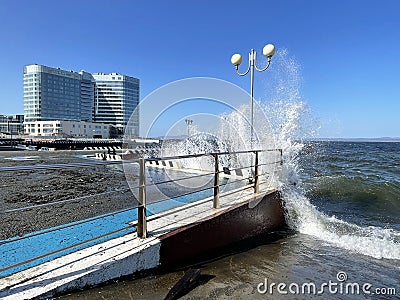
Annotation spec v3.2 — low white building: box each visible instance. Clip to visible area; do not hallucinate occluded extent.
[24,120,111,138]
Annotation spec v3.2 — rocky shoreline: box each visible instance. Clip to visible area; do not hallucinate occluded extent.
[0,151,136,240]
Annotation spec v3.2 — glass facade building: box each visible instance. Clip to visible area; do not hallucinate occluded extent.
[79,71,96,122]
[23,65,91,122]
[92,73,139,136]
[23,65,139,136]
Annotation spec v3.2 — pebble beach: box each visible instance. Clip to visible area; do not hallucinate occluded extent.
[0,150,135,240]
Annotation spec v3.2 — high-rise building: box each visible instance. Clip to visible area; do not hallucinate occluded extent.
[92,73,140,136]
[79,71,96,122]
[23,64,139,136]
[23,65,93,122]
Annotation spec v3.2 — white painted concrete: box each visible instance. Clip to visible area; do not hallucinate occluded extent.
[0,235,160,300]
[0,182,275,300]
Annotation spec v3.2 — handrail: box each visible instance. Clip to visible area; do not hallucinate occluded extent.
[144,148,279,162]
[0,148,283,275]
[0,205,136,246]
[0,187,132,214]
[0,225,134,274]
[0,159,136,172]
[137,148,283,238]
[144,170,216,187]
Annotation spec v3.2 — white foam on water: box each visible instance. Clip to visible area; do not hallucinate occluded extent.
[157,49,400,260]
[266,50,400,260]
[283,188,400,260]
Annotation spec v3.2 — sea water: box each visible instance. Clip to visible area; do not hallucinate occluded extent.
[58,50,399,299]
[58,141,399,300]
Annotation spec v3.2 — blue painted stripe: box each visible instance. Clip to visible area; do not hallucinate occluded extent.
[0,164,242,277]
[0,187,216,277]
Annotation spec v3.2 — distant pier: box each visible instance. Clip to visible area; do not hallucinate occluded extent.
[0,137,162,151]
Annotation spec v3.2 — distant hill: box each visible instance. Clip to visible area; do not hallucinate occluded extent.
[310,137,400,143]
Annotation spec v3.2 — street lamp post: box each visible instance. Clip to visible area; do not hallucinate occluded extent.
[185,119,193,138]
[230,44,275,147]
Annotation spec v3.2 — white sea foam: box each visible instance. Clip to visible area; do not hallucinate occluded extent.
[266,50,400,260]
[156,49,400,260]
[283,188,400,260]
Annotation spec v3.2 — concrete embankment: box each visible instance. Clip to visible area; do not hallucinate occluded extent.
[0,187,285,300]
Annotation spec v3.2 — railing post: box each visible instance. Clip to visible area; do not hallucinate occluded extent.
[137,158,147,238]
[254,151,259,194]
[213,153,220,209]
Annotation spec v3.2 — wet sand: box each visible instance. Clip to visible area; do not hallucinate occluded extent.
[55,233,400,300]
[55,233,288,300]
[0,151,136,240]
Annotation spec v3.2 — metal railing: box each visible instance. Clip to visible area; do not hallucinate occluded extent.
[136,149,283,238]
[0,148,282,276]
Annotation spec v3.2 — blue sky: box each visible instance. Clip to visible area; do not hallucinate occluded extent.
[0,0,399,138]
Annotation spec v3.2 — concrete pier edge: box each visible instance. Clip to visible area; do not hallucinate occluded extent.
[0,188,285,300]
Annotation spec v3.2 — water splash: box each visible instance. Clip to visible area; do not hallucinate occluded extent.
[149,49,400,260]
[266,50,400,260]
